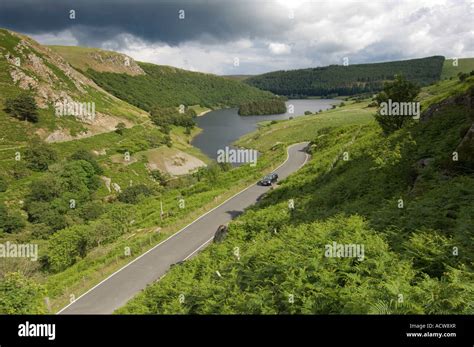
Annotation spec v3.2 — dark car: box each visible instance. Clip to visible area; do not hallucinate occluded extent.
[259,173,278,186]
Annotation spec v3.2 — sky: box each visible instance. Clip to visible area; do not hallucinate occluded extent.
[0,0,473,75]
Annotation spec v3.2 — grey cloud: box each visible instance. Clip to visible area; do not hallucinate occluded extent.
[0,0,292,46]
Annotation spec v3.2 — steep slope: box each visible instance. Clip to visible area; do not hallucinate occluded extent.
[50,45,278,111]
[245,56,445,97]
[0,28,148,145]
[118,77,474,314]
[48,45,145,76]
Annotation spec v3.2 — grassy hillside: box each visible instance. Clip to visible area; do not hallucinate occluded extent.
[441,58,474,80]
[50,45,277,112]
[245,56,445,97]
[118,77,474,314]
[48,46,145,76]
[85,62,277,111]
[0,29,148,146]
[0,31,288,313]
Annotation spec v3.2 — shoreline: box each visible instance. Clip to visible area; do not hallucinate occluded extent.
[197,109,212,117]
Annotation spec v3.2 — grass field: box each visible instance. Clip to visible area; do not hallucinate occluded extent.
[236,100,376,151]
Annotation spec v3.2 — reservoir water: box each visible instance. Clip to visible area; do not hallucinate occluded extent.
[191,99,340,160]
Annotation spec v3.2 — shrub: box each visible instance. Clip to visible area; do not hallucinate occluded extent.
[118,184,153,204]
[24,141,58,172]
[115,122,126,135]
[70,149,103,175]
[10,161,29,179]
[4,93,39,123]
[150,170,169,186]
[0,203,25,234]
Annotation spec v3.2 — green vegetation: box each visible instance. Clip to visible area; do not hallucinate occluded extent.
[150,106,196,131]
[0,29,147,148]
[119,77,474,314]
[2,28,473,315]
[441,58,474,80]
[374,75,421,134]
[0,272,46,314]
[245,56,444,97]
[238,99,287,116]
[24,140,58,172]
[85,62,277,111]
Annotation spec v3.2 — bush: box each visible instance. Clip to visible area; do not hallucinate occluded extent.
[458,72,469,82]
[4,93,39,123]
[10,161,29,179]
[70,149,103,175]
[46,225,88,272]
[118,184,153,204]
[0,203,25,234]
[24,141,58,172]
[304,110,312,115]
[78,201,105,221]
[150,170,169,186]
[0,272,45,314]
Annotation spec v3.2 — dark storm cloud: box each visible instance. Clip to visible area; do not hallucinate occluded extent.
[0,0,291,46]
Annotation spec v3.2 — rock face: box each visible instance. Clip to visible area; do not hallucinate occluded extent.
[87,51,145,76]
[2,30,98,108]
[0,28,147,142]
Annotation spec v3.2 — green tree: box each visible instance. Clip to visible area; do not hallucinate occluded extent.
[4,93,39,123]
[118,184,153,204]
[374,75,420,134]
[70,149,103,175]
[0,202,25,234]
[0,175,8,192]
[10,161,29,179]
[24,140,58,171]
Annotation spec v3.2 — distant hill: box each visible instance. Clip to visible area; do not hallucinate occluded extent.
[245,56,445,97]
[50,46,277,112]
[441,58,474,80]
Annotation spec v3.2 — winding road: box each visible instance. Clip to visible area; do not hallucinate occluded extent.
[58,142,310,314]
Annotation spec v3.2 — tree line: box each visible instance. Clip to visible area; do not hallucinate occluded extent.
[245,56,445,97]
[238,99,286,116]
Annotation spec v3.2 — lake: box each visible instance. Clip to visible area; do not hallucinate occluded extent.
[191,99,340,160]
